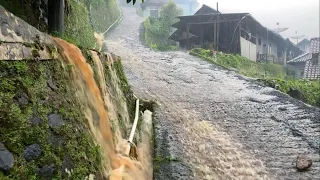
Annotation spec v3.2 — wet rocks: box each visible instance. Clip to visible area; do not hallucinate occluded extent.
[23,144,42,161]
[29,116,42,125]
[296,155,312,171]
[278,106,287,111]
[0,143,14,171]
[269,80,276,88]
[36,164,56,178]
[291,129,303,137]
[270,115,281,122]
[47,78,57,90]
[17,92,29,105]
[287,88,305,102]
[48,114,64,128]
[61,155,73,176]
[47,133,64,147]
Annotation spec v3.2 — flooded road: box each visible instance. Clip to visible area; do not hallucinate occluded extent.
[106,7,320,180]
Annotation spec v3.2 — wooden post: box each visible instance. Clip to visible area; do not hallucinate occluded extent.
[48,0,64,34]
[213,22,217,50]
[239,23,241,54]
[229,22,232,52]
[186,23,190,50]
[216,2,219,51]
[200,25,204,47]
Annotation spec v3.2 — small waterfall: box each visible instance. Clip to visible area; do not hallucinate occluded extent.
[53,37,147,179]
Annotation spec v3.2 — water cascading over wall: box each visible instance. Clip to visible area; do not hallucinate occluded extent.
[0,5,152,178]
[53,38,152,179]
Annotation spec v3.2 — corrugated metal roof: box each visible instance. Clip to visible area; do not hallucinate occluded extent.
[194,4,217,15]
[310,37,320,53]
[287,53,312,63]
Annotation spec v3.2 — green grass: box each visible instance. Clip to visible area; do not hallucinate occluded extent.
[190,48,287,79]
[259,78,320,107]
[190,48,320,107]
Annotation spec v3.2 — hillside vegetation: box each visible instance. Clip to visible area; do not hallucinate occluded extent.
[144,1,182,51]
[190,48,320,107]
[0,0,120,49]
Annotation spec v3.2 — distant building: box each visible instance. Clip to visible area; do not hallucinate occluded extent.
[288,37,320,80]
[296,38,310,53]
[169,4,302,64]
[140,0,198,17]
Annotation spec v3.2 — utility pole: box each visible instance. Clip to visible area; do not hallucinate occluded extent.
[186,23,190,50]
[216,2,219,52]
[213,19,216,51]
[266,26,269,55]
[48,0,64,35]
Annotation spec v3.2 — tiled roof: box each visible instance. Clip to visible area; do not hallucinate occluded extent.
[310,37,320,53]
[304,57,320,80]
[287,53,312,63]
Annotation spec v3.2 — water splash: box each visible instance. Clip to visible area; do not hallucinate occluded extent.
[53,38,146,179]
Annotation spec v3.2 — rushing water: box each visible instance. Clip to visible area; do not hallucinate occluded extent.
[53,38,147,179]
[106,7,320,180]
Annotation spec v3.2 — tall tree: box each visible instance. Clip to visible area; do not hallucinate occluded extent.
[48,0,64,34]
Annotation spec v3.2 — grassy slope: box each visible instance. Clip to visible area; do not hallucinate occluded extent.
[190,48,320,107]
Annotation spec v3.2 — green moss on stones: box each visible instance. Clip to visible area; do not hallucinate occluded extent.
[112,58,136,122]
[64,0,96,49]
[0,60,102,179]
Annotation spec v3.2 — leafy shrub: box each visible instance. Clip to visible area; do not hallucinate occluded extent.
[261,78,320,107]
[190,48,287,79]
[144,1,182,51]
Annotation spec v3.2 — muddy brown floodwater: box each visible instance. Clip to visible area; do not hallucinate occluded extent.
[105,7,320,180]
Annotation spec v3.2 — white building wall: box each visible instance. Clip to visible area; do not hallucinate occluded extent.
[256,36,278,57]
[143,7,160,17]
[240,37,257,61]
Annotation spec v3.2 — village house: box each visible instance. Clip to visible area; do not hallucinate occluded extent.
[287,38,320,80]
[169,4,302,64]
[296,38,311,53]
[140,0,198,17]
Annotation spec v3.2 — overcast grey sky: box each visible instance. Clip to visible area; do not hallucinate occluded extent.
[198,0,320,43]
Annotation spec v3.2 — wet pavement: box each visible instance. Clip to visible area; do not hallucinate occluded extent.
[106,7,320,180]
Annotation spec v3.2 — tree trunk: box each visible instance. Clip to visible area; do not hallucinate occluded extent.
[48,0,64,35]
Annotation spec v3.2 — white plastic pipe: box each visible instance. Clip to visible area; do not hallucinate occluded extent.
[126,99,140,154]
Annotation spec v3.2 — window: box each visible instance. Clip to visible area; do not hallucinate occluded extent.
[268,44,272,54]
[258,38,261,45]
